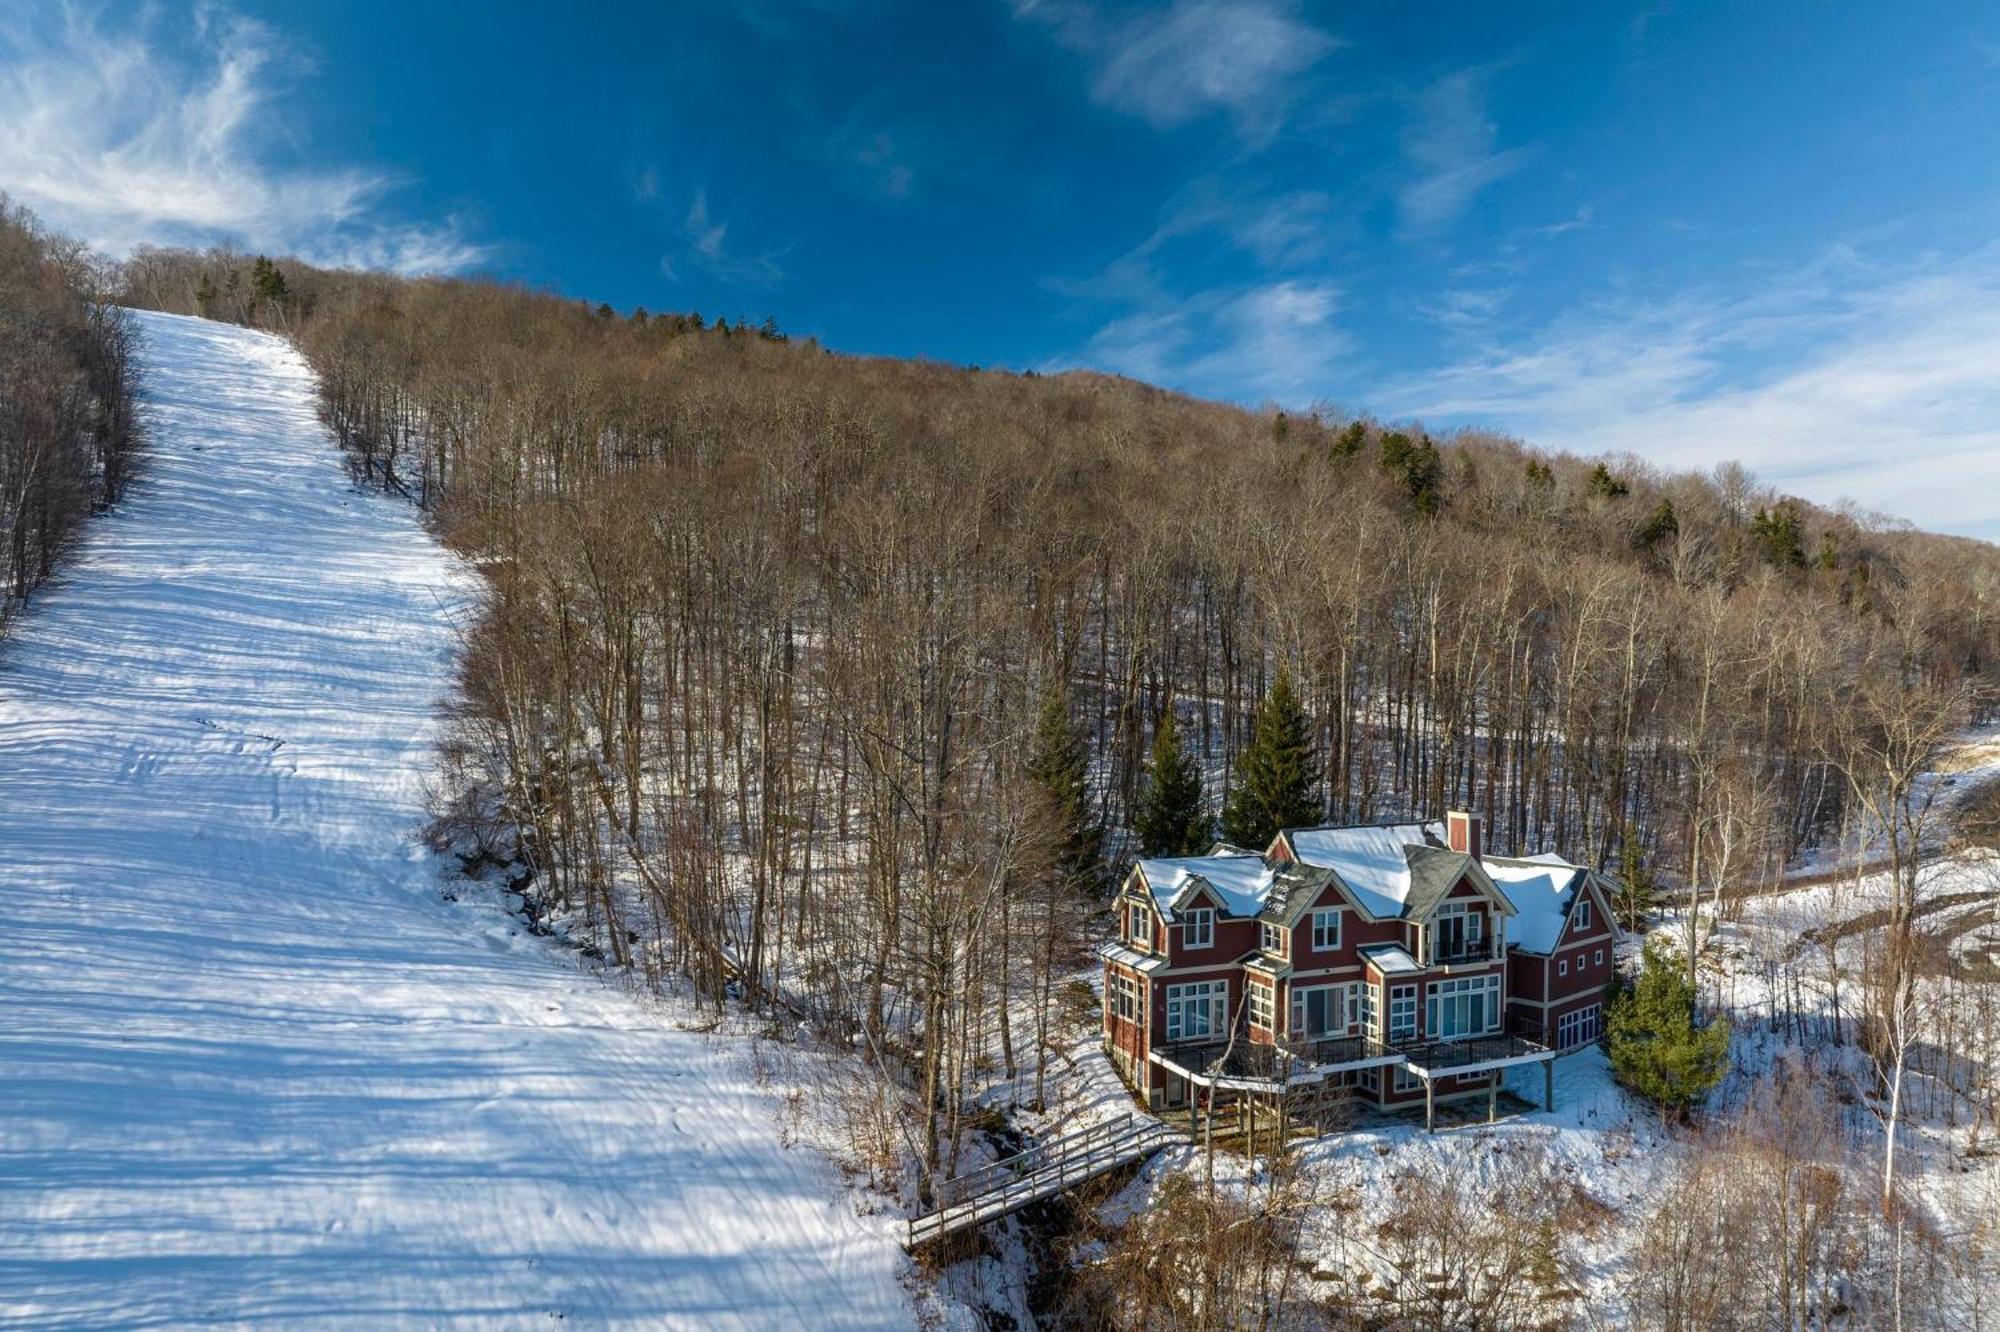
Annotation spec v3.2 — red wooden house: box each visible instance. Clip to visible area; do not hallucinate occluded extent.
[1099,811,1622,1130]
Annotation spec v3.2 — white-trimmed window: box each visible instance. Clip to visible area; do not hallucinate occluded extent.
[1389,984,1418,1041]
[1128,903,1151,950]
[1260,921,1287,956]
[1574,897,1593,932]
[1360,981,1379,1038]
[1594,948,1604,967]
[1108,971,1140,1024]
[1558,958,1568,977]
[1182,908,1214,950]
[1426,974,1501,1039]
[1393,1066,1422,1094]
[1311,909,1341,952]
[1556,1003,1603,1049]
[1358,1067,1380,1093]
[1165,981,1228,1042]
[1248,981,1274,1030]
[1290,983,1350,1040]
[1433,900,1484,961]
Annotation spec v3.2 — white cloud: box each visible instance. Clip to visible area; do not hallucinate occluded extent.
[0,4,485,274]
[1398,68,1531,235]
[666,187,786,287]
[1377,245,2000,543]
[1067,278,1348,404]
[1017,0,1340,138]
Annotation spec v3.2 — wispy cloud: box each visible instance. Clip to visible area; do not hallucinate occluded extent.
[1376,244,2000,542]
[1063,278,1349,404]
[1016,0,1341,139]
[663,187,787,287]
[0,4,486,273]
[1397,68,1531,235]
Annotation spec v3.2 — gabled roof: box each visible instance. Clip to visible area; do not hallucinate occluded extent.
[1279,821,1445,917]
[1130,852,1272,921]
[1483,853,1603,954]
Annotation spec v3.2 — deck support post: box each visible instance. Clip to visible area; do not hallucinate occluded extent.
[1543,1059,1555,1113]
[1424,1075,1435,1133]
[1487,1076,1497,1125]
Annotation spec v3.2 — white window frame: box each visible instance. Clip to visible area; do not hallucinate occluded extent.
[1558,958,1568,977]
[1574,897,1592,932]
[1108,971,1140,1024]
[1556,1003,1603,1050]
[1311,909,1341,952]
[1425,974,1501,1039]
[1248,981,1274,1031]
[1260,920,1287,957]
[1289,983,1352,1040]
[1360,981,1379,1039]
[1594,948,1604,967]
[1393,1066,1422,1094]
[1388,984,1418,1041]
[1165,981,1228,1042]
[1128,903,1151,951]
[1182,908,1214,950]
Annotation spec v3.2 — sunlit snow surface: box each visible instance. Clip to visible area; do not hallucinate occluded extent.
[0,312,911,1329]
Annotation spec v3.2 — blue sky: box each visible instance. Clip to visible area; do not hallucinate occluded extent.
[5,2,2000,541]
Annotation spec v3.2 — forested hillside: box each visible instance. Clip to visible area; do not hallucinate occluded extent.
[0,201,137,629]
[119,247,2000,1180]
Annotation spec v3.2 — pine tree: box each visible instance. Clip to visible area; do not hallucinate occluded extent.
[1633,498,1679,553]
[1220,669,1320,849]
[1027,682,1102,891]
[1614,839,1658,930]
[1587,461,1630,498]
[250,256,288,308]
[1606,938,1731,1123]
[1134,707,1209,857]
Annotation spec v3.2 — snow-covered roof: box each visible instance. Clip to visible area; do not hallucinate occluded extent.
[1097,941,1168,975]
[1483,856,1589,954]
[1283,821,1445,917]
[1359,943,1423,975]
[1133,853,1274,920]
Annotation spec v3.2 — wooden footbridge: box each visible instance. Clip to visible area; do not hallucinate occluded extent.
[906,1112,1187,1248]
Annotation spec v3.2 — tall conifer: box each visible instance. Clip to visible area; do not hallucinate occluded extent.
[1134,707,1209,857]
[1220,669,1320,849]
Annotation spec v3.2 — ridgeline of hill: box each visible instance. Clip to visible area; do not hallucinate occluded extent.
[111,244,2000,1167]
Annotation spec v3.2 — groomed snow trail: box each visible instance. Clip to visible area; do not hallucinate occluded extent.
[0,311,914,1329]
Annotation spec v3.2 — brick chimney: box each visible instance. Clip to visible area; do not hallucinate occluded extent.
[1446,810,1483,861]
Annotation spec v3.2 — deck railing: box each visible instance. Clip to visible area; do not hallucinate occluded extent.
[908,1113,1184,1247]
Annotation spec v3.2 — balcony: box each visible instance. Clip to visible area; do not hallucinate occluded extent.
[1425,937,1497,967]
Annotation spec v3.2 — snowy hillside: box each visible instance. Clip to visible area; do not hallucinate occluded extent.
[0,312,915,1329]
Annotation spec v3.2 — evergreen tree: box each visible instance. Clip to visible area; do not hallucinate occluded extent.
[1134,707,1209,857]
[1524,457,1555,490]
[1587,461,1630,498]
[1614,839,1658,930]
[1750,503,1808,568]
[1027,682,1102,891]
[1606,938,1731,1122]
[1633,498,1679,553]
[1220,669,1320,849]
[250,256,288,309]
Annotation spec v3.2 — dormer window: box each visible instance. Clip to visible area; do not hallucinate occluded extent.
[1574,898,1593,932]
[1127,903,1151,950]
[1311,909,1341,952]
[1260,921,1287,957]
[1182,908,1214,950]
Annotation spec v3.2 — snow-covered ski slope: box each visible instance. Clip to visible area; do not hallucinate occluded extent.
[0,311,913,1329]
